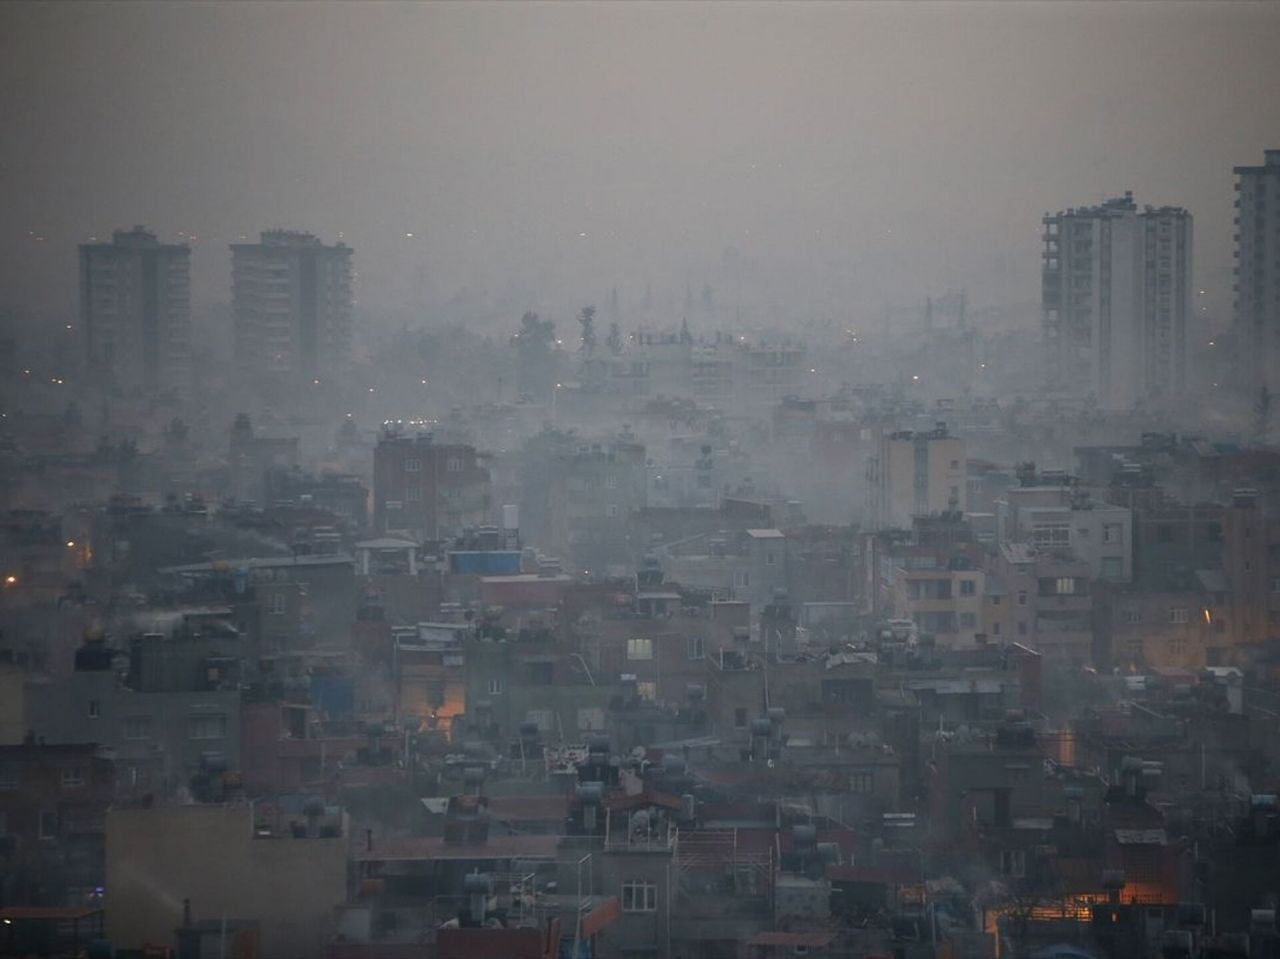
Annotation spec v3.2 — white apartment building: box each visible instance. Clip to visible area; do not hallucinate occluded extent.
[997,485,1132,583]
[231,230,353,385]
[1041,192,1192,410]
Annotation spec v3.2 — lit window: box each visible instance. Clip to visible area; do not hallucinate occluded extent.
[627,638,654,661]
[621,880,657,912]
[636,681,657,702]
[1056,578,1076,595]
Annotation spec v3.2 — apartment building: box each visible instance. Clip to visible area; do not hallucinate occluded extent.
[1042,193,1192,409]
[79,226,191,396]
[1233,149,1280,396]
[231,229,353,385]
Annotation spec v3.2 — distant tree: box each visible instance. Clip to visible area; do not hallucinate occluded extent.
[578,305,597,354]
[607,322,623,354]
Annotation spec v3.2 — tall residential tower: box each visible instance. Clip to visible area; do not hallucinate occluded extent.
[1233,150,1280,397]
[79,226,191,396]
[1041,193,1192,410]
[231,230,353,386]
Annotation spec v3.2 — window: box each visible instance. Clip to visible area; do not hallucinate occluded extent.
[766,551,777,567]
[525,709,554,733]
[0,765,19,789]
[636,681,657,702]
[124,716,152,740]
[404,458,422,473]
[188,715,227,741]
[1102,523,1123,544]
[1270,578,1280,594]
[1169,608,1189,624]
[733,570,750,588]
[687,636,705,660]
[959,612,977,629]
[621,880,657,912]
[991,594,1001,606]
[578,707,605,732]
[1168,636,1186,655]
[39,809,57,840]
[627,638,654,660]
[605,474,618,489]
[1100,557,1122,581]
[992,622,1001,636]
[1033,523,1070,546]
[405,486,422,502]
[60,766,86,788]
[734,708,748,729]
[605,504,619,518]
[447,457,463,473]
[960,579,976,596]
[384,499,402,511]
[1017,591,1028,607]
[487,678,503,696]
[849,772,874,794]
[87,700,100,719]
[1001,849,1026,878]
[1123,609,1143,624]
[269,592,286,616]
[1056,578,1076,595]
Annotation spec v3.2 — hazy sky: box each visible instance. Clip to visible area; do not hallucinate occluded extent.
[2,0,1278,332]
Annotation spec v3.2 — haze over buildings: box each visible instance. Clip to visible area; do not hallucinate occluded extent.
[4,3,1280,958]
[1,2,1279,330]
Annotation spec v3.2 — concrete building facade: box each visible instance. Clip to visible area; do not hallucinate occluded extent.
[867,427,966,530]
[231,230,353,385]
[1042,193,1192,409]
[1233,150,1280,396]
[79,226,191,396]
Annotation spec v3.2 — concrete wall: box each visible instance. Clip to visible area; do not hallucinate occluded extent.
[106,803,347,958]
